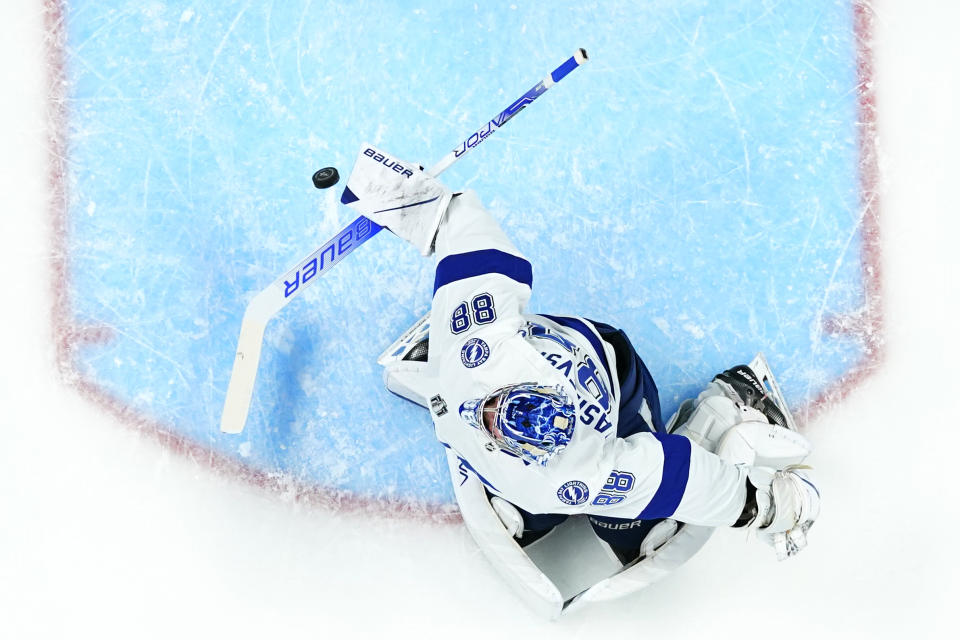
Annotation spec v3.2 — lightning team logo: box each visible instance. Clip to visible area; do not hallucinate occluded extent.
[460,338,490,368]
[557,480,589,505]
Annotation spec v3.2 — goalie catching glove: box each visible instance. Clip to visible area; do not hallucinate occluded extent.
[340,144,453,255]
[736,465,821,560]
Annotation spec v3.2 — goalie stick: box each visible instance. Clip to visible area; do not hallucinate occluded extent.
[220,48,589,434]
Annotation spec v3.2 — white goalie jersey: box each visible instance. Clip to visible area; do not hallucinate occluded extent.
[422,190,750,525]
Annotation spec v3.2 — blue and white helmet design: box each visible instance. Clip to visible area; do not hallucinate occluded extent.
[459,383,576,465]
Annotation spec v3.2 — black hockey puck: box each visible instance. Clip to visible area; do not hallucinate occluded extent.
[312,167,340,189]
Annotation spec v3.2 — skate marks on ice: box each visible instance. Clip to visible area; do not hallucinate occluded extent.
[47,0,880,513]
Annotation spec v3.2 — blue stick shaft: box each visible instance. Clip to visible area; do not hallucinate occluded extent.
[427,48,588,176]
[277,48,589,306]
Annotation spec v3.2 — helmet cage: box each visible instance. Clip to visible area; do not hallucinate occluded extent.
[459,383,576,465]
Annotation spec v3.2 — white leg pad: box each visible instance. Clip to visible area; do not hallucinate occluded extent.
[672,382,769,454]
[639,519,679,557]
[567,524,715,610]
[382,360,432,409]
[490,497,524,538]
[448,446,716,618]
[717,422,813,468]
[445,448,565,619]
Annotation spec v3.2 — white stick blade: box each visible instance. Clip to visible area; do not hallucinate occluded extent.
[219,287,284,434]
[219,318,267,433]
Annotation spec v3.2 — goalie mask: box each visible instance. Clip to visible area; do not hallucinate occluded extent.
[459,383,576,465]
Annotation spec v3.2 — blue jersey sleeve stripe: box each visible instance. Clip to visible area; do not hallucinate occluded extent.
[539,314,613,387]
[434,249,533,294]
[637,433,691,519]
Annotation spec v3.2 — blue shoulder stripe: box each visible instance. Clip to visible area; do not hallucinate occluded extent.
[637,433,691,519]
[434,249,533,294]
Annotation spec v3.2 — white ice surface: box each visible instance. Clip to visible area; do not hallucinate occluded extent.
[1,1,958,638]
